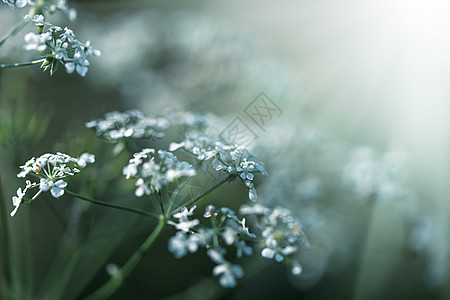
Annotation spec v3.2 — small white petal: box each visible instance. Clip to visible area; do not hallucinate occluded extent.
[169,142,185,151]
[135,186,145,197]
[231,265,244,278]
[212,264,227,276]
[65,62,75,74]
[219,272,236,288]
[10,205,20,217]
[39,179,50,191]
[76,65,88,77]
[15,0,27,8]
[50,187,64,198]
[261,248,275,259]
[55,180,67,189]
[274,253,284,262]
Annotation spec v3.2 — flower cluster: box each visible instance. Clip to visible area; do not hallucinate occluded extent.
[86,110,169,142]
[170,133,267,202]
[123,149,196,197]
[212,145,267,202]
[240,204,308,275]
[169,133,218,161]
[168,205,255,288]
[11,152,95,216]
[23,14,100,76]
[165,111,217,132]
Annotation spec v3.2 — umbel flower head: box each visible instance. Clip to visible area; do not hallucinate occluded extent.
[86,110,169,142]
[11,152,95,217]
[170,133,267,202]
[23,14,100,76]
[212,145,267,202]
[168,205,255,288]
[240,204,309,276]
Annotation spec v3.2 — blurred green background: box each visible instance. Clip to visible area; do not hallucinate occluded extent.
[1,0,449,299]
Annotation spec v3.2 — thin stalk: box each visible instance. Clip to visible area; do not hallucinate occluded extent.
[65,190,160,221]
[0,20,28,49]
[0,59,46,69]
[84,217,166,300]
[175,174,233,213]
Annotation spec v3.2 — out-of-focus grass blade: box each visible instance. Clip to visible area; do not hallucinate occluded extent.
[38,195,149,300]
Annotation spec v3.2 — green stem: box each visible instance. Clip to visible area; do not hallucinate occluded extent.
[175,174,233,213]
[84,217,166,300]
[0,59,46,69]
[65,190,160,221]
[0,20,28,49]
